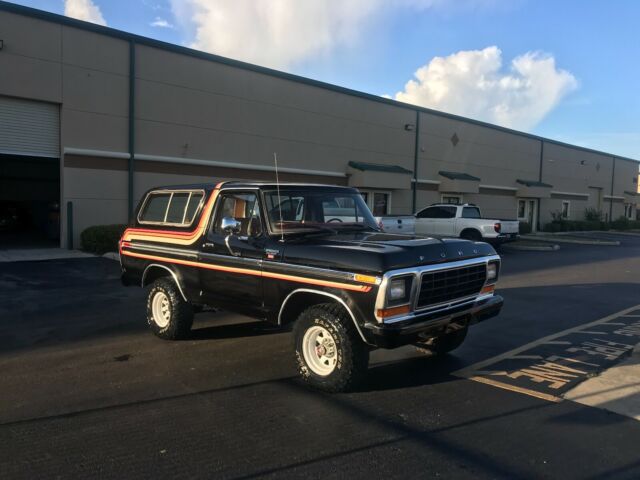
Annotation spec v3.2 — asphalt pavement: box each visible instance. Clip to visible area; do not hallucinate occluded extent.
[1,234,640,479]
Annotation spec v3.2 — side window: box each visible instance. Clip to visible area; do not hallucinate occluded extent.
[139,190,205,225]
[140,193,171,222]
[442,206,457,219]
[417,207,439,219]
[462,207,481,219]
[213,192,262,237]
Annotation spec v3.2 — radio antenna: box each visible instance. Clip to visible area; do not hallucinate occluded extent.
[273,152,285,242]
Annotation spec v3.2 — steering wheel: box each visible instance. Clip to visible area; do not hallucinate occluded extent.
[327,218,343,223]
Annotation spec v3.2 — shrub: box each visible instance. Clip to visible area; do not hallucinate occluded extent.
[519,221,532,234]
[81,224,127,254]
[584,208,602,222]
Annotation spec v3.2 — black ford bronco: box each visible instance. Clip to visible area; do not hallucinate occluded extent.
[120,182,503,391]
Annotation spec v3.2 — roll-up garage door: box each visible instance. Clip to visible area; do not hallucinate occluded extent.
[0,96,60,158]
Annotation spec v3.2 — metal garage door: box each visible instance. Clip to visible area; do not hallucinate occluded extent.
[0,96,60,158]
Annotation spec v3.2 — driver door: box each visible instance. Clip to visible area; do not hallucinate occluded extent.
[198,191,266,315]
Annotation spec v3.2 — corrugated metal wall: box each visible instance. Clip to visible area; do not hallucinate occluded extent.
[0,96,59,158]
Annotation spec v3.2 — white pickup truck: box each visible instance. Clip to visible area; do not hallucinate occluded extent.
[377,204,519,244]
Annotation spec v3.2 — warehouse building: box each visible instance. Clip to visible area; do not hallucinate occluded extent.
[0,2,638,248]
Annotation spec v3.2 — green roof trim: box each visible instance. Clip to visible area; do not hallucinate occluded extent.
[348,161,412,174]
[517,179,553,188]
[438,171,481,181]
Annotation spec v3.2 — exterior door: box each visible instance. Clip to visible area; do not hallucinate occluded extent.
[199,191,266,315]
[517,198,537,232]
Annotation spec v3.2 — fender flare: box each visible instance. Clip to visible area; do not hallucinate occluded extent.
[278,288,372,345]
[141,263,188,302]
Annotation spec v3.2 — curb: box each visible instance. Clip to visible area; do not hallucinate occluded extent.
[501,243,560,252]
[521,235,620,246]
[102,252,120,262]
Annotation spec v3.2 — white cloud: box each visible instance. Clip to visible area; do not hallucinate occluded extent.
[150,17,174,28]
[64,0,107,26]
[169,0,496,69]
[393,46,578,130]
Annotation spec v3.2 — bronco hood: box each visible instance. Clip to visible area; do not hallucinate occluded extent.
[281,232,496,274]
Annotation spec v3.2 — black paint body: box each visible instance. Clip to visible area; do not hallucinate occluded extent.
[121,183,503,348]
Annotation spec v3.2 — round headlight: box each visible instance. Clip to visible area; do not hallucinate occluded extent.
[389,278,407,300]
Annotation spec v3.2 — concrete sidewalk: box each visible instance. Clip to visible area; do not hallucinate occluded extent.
[0,248,94,262]
[565,344,640,421]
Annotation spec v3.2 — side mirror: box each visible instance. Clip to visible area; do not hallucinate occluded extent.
[221,217,241,235]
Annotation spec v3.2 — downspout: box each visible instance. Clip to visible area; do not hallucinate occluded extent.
[609,156,616,222]
[128,40,136,220]
[537,139,544,231]
[411,110,420,213]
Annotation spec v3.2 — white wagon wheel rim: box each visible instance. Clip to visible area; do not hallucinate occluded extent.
[302,325,338,376]
[152,291,171,328]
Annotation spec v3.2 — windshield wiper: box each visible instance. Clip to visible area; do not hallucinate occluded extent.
[331,224,380,232]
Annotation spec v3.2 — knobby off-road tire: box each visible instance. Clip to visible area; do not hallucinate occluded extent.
[293,303,369,393]
[147,278,194,340]
[414,327,468,356]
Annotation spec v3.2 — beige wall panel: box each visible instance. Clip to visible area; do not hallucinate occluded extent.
[420,112,541,156]
[63,163,128,200]
[465,193,517,220]
[136,79,412,160]
[62,108,128,151]
[62,166,130,246]
[390,189,413,215]
[62,65,128,117]
[543,142,613,192]
[62,26,128,75]
[0,11,61,61]
[136,119,412,175]
[0,53,62,102]
[539,197,588,224]
[614,159,639,195]
[136,45,414,129]
[415,189,440,211]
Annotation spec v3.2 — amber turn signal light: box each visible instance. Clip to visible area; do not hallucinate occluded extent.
[377,304,411,319]
[480,284,495,295]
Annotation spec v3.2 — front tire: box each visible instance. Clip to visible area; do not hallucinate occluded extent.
[147,278,194,340]
[293,303,369,393]
[414,326,468,356]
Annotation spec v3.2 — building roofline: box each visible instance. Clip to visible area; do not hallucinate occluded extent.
[1,0,638,165]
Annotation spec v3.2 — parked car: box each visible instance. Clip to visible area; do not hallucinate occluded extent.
[378,203,519,244]
[414,203,519,244]
[120,183,503,392]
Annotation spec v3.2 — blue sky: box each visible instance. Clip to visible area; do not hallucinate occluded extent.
[10,0,640,160]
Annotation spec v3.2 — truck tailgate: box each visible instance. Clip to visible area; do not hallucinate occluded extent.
[499,220,520,234]
[376,216,416,234]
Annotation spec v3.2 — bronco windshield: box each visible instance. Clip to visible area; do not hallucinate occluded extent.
[263,189,379,234]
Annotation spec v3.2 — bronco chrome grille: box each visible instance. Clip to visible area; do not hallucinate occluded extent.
[416,263,487,310]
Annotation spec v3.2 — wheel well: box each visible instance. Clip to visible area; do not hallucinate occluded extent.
[279,292,345,325]
[142,264,187,301]
[460,228,482,240]
[278,290,371,345]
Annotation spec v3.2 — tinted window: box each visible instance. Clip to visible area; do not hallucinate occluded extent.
[165,193,190,223]
[462,207,481,219]
[417,207,441,219]
[140,193,171,222]
[139,190,204,225]
[441,206,457,218]
[185,193,204,223]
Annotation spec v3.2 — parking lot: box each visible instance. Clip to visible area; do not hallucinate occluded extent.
[2,234,640,479]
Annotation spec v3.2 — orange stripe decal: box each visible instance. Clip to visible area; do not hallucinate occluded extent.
[122,250,372,293]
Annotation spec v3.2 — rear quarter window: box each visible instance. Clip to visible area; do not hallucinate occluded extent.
[138,190,204,226]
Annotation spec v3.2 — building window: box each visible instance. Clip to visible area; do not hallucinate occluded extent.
[441,194,462,205]
[358,190,391,215]
[517,200,526,219]
[625,204,634,219]
[561,200,570,219]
